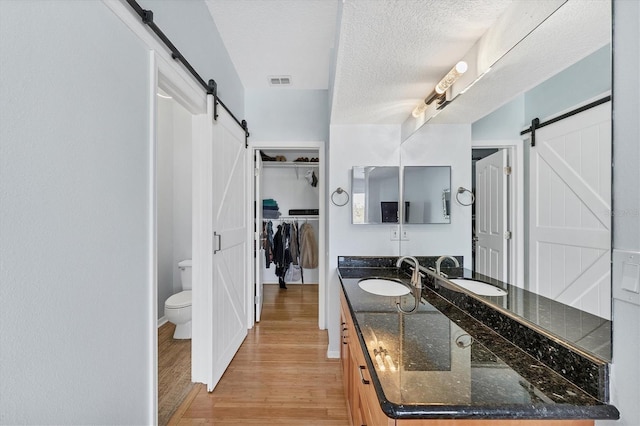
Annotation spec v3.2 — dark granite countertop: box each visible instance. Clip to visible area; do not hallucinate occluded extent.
[338,264,619,420]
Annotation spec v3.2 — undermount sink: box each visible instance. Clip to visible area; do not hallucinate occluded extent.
[358,278,411,297]
[448,279,508,297]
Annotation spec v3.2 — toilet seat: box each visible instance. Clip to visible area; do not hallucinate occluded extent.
[165,290,192,309]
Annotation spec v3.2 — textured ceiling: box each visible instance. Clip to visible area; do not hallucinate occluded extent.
[205,0,611,126]
[331,0,513,124]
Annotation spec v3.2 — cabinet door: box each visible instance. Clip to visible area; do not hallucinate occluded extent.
[355,357,393,425]
[340,296,350,393]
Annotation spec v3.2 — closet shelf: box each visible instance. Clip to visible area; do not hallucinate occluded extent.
[262,161,319,168]
[262,161,319,179]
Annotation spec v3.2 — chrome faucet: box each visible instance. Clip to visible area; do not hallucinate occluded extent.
[435,255,459,277]
[396,256,424,314]
[396,255,422,288]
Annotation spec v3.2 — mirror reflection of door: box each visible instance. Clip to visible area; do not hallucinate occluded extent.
[529,102,612,320]
[473,149,509,282]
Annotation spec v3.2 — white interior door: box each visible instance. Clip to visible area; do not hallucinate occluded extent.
[254,150,264,322]
[192,95,248,392]
[529,102,611,319]
[475,150,509,281]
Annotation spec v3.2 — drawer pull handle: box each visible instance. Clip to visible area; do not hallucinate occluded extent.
[358,365,370,385]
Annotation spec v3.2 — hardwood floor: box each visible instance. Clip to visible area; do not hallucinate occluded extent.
[158,321,195,426]
[168,284,350,425]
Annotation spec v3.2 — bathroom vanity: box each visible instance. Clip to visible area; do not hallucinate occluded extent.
[337,257,619,425]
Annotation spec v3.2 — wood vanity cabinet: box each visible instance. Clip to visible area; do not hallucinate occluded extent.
[341,289,390,426]
[339,288,594,426]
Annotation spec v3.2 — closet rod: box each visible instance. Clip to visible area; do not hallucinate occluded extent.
[265,216,319,221]
[125,0,250,142]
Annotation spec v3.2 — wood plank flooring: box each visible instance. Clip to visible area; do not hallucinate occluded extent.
[158,321,195,426]
[168,284,350,425]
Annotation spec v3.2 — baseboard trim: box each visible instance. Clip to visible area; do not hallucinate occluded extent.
[326,349,340,359]
[158,316,168,328]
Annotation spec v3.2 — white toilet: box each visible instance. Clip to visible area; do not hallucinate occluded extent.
[165,259,192,339]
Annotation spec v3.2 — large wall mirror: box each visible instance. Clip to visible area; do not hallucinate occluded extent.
[398,2,612,360]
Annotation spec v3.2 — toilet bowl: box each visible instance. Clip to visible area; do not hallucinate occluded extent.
[165,259,192,339]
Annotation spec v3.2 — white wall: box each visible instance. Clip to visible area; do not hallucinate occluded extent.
[171,100,193,292]
[157,96,192,320]
[399,124,472,261]
[327,123,472,355]
[0,1,153,424]
[245,89,329,142]
[0,0,243,423]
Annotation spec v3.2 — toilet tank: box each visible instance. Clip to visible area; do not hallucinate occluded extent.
[178,259,192,290]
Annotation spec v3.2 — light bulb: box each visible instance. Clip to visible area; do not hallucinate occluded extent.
[412,101,428,118]
[435,61,468,95]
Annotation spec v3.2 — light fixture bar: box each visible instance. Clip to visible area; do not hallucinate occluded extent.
[411,61,468,119]
[435,61,468,94]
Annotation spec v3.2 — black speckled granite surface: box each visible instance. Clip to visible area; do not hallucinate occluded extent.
[425,272,610,402]
[434,267,612,362]
[339,256,611,358]
[337,258,619,420]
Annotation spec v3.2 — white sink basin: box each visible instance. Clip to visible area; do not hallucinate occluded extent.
[448,279,508,297]
[358,278,411,297]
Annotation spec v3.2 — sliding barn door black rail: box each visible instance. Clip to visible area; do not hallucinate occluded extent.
[521,95,610,147]
[126,0,250,145]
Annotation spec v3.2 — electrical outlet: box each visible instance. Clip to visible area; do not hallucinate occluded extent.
[401,229,410,241]
[390,226,399,241]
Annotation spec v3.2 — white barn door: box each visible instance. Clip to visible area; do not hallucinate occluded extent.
[192,95,248,391]
[475,150,509,281]
[210,101,248,390]
[529,102,611,319]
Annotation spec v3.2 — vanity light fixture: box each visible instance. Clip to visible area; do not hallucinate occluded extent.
[411,61,468,118]
[435,61,468,94]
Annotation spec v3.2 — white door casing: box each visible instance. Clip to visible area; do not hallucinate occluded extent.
[246,140,326,333]
[254,150,264,322]
[475,150,509,281]
[529,102,611,319]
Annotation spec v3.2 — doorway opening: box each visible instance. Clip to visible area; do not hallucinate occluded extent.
[471,143,522,287]
[153,56,206,420]
[250,143,326,330]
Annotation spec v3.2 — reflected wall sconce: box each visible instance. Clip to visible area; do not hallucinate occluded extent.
[412,61,468,118]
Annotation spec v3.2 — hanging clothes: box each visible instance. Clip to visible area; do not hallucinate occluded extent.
[299,222,318,269]
[289,221,299,265]
[273,223,292,289]
[262,220,274,268]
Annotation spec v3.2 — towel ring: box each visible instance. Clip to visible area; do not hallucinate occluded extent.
[455,187,475,206]
[331,187,350,207]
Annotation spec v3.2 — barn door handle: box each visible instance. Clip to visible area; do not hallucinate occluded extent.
[214,232,221,254]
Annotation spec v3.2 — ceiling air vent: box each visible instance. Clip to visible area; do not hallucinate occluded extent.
[268,75,292,86]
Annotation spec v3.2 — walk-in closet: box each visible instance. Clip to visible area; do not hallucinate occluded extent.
[255,149,321,295]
